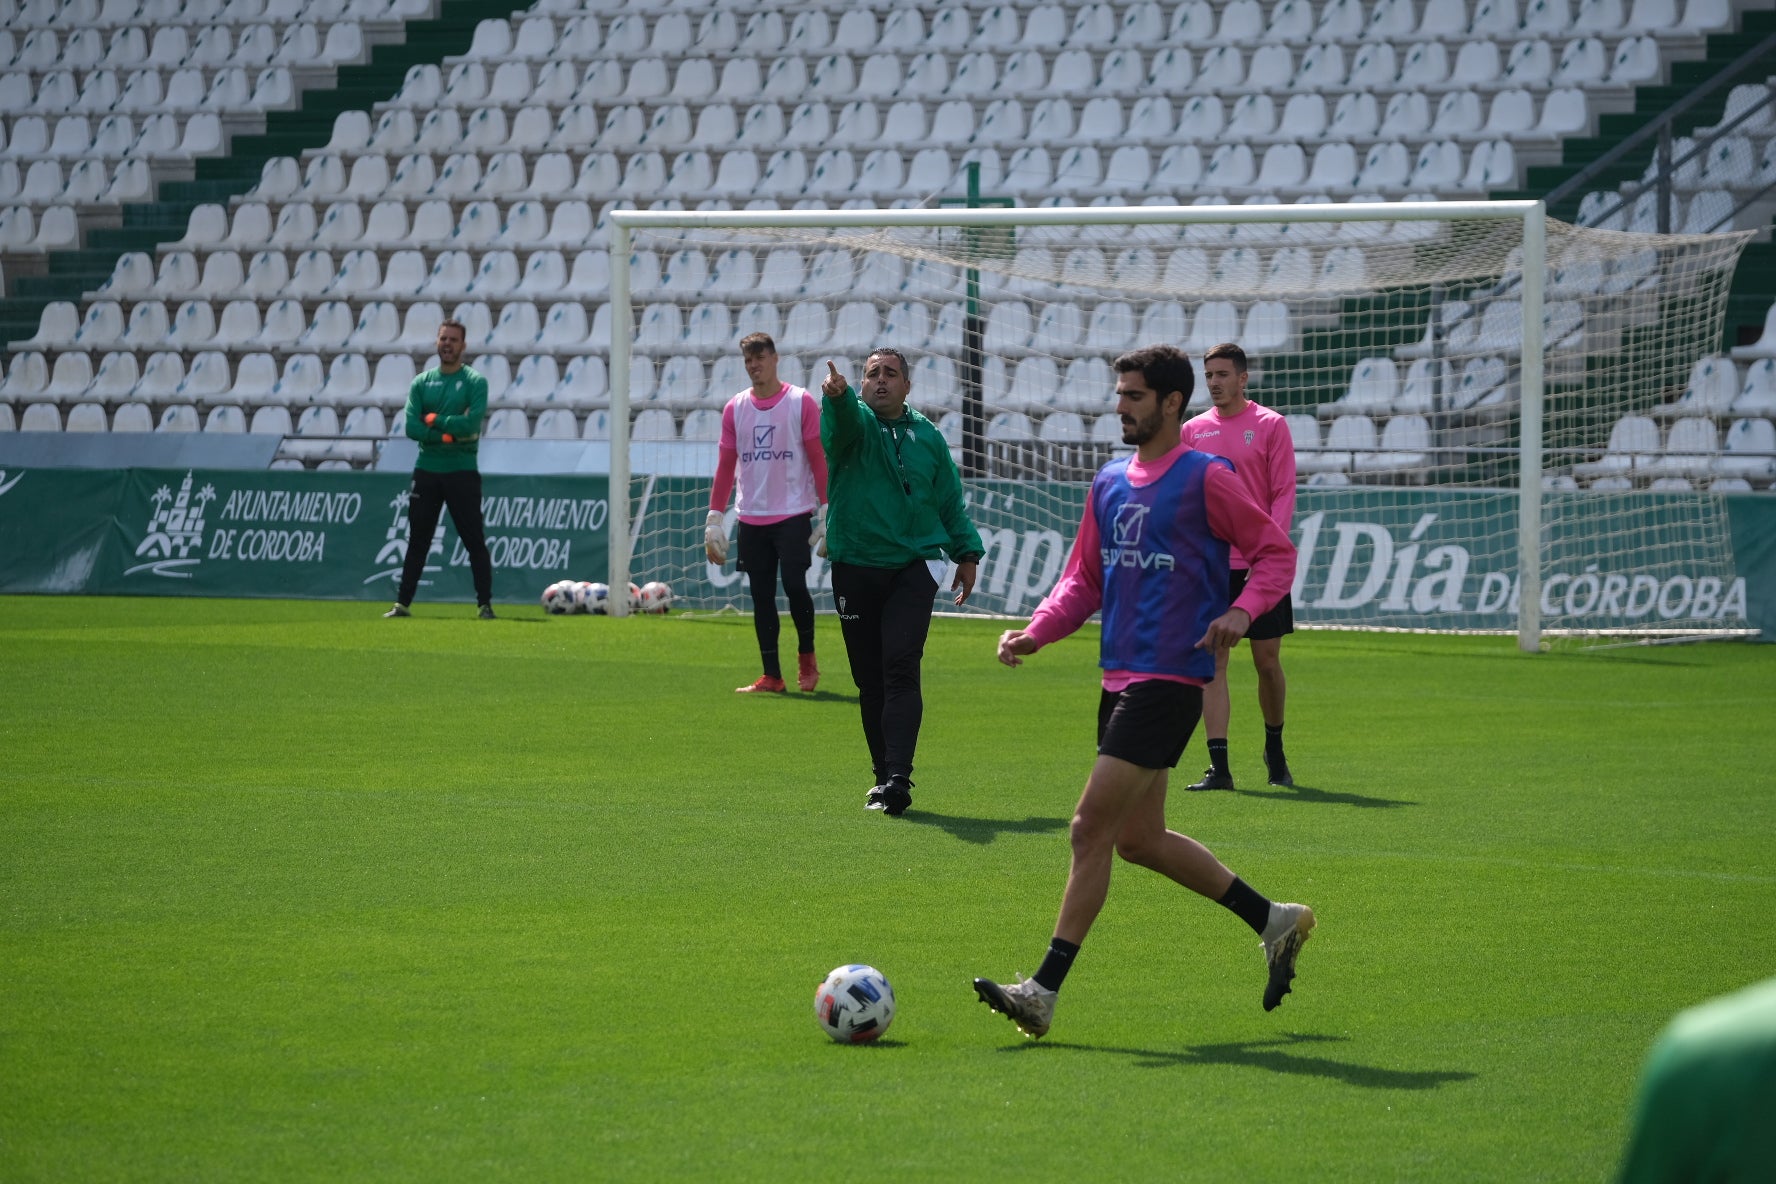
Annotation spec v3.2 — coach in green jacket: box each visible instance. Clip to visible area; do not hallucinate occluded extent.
[385,319,495,619]
[821,349,984,818]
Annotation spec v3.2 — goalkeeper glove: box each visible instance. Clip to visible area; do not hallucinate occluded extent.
[704,511,729,565]
[812,504,828,558]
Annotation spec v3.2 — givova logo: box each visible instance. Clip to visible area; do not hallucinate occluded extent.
[126,471,214,577]
[1101,500,1176,571]
[742,422,795,462]
[1112,502,1148,547]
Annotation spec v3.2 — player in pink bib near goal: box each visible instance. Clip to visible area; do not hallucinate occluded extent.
[705,332,829,694]
[1180,343,1300,791]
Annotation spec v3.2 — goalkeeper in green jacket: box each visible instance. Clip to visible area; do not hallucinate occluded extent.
[821,349,984,818]
[385,319,495,619]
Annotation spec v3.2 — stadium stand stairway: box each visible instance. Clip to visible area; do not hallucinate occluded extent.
[1496,5,1776,353]
[1221,5,1772,448]
[0,0,520,359]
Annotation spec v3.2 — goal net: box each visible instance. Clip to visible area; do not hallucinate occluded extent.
[607,202,1753,648]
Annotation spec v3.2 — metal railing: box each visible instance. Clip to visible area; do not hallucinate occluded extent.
[1547,29,1776,233]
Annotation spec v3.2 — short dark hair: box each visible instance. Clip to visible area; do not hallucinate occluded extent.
[739,331,776,356]
[1203,343,1248,373]
[865,347,910,376]
[1114,344,1194,412]
[437,319,467,341]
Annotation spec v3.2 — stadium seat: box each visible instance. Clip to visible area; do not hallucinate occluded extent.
[81,352,139,406]
[317,354,371,407]
[250,408,291,440]
[43,352,94,403]
[1657,356,1738,417]
[368,355,417,407]
[19,401,62,432]
[103,402,149,432]
[531,408,578,440]
[1050,357,1104,414]
[1184,302,1240,355]
[1288,413,1342,474]
[0,352,49,403]
[1080,412,1120,448]
[1646,416,1719,479]
[269,354,322,407]
[502,356,559,411]
[1732,360,1776,414]
[1005,357,1061,414]
[72,302,126,352]
[65,401,109,433]
[1084,301,1138,353]
[1574,415,1659,480]
[1356,415,1432,477]
[154,404,199,433]
[129,353,183,405]
[203,405,247,434]
[1308,415,1368,474]
[1710,417,1776,482]
[484,408,528,439]
[1242,302,1291,354]
[241,251,290,301]
[630,407,676,440]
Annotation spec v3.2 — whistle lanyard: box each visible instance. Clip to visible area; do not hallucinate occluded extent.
[884,419,911,495]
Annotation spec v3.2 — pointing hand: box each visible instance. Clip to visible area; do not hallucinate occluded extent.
[821,360,849,399]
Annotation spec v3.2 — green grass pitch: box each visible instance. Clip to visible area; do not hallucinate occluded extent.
[3,595,1772,1181]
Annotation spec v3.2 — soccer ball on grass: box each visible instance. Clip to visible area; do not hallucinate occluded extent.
[540,581,575,614]
[814,964,895,1043]
[638,580,674,614]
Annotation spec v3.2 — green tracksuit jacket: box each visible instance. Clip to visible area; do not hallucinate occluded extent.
[404,366,488,473]
[820,385,985,570]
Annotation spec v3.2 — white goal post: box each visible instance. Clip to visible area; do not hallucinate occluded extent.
[606,201,1751,649]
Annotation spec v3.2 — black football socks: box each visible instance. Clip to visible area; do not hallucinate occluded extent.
[1033,938,1080,992]
[1207,738,1231,778]
[1265,723,1286,762]
[1218,877,1273,936]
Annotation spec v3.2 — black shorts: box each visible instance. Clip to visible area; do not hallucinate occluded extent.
[735,513,813,576]
[1231,568,1294,641]
[1097,680,1204,770]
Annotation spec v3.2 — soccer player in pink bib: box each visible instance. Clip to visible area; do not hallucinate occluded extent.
[972,345,1315,1039]
[704,332,829,694]
[1180,343,1300,790]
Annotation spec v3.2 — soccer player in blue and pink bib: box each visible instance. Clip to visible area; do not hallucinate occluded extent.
[972,344,1316,1040]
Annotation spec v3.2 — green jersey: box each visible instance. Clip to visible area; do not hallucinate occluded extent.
[404,365,488,473]
[1618,975,1776,1184]
[820,385,984,570]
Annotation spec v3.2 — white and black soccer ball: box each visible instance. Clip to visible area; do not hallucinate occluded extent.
[541,580,575,615]
[814,964,895,1044]
[583,581,610,615]
[638,580,674,614]
[625,582,642,614]
[571,580,598,613]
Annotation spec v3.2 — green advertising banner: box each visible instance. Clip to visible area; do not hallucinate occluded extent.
[1,465,1769,638]
[633,478,1770,637]
[0,467,610,602]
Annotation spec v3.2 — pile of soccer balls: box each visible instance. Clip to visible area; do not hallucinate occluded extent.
[540,579,674,615]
